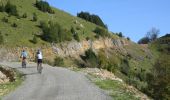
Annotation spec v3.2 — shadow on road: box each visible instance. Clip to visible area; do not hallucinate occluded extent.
[17,66,36,69]
[23,72,39,76]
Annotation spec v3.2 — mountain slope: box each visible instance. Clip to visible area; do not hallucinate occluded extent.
[0,0,101,47]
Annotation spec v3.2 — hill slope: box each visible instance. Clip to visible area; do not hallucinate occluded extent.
[0,0,102,47]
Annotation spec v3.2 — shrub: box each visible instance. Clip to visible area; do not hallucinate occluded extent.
[120,59,130,75]
[83,49,98,68]
[32,13,37,21]
[86,37,90,41]
[54,56,64,66]
[0,32,4,44]
[35,0,54,14]
[94,27,109,37]
[74,33,80,42]
[77,11,106,28]
[41,21,72,43]
[32,35,37,44]
[11,22,17,27]
[22,13,27,18]
[138,37,150,44]
[0,4,5,12]
[2,17,8,23]
[5,1,18,16]
[70,27,75,34]
[127,37,130,41]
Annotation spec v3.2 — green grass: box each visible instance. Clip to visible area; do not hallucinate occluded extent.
[86,73,139,100]
[95,79,139,100]
[0,70,24,98]
[0,0,102,47]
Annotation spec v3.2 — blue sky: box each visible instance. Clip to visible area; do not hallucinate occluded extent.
[47,0,170,42]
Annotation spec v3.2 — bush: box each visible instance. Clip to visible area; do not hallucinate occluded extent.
[120,59,130,75]
[146,55,170,99]
[41,21,72,43]
[32,35,37,44]
[94,27,109,37]
[127,37,130,41]
[5,1,18,16]
[54,56,64,66]
[0,32,4,44]
[77,11,106,28]
[2,17,8,23]
[74,33,80,42]
[0,4,5,12]
[138,37,150,44]
[83,49,98,68]
[32,13,37,21]
[22,13,27,18]
[11,22,17,27]
[35,0,54,14]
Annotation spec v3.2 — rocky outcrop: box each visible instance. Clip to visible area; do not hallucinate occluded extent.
[0,71,9,84]
[0,38,128,61]
[52,38,128,57]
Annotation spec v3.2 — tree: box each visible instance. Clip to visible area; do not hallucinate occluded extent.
[138,37,150,44]
[77,11,107,28]
[138,27,160,44]
[147,27,159,41]
[127,37,130,41]
[35,0,54,14]
[118,32,123,37]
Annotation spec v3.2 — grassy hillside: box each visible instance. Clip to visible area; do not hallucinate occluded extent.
[0,0,102,47]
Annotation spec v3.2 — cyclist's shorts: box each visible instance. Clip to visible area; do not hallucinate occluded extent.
[38,59,42,63]
[22,57,26,60]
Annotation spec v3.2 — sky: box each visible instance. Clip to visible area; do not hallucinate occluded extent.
[47,0,170,42]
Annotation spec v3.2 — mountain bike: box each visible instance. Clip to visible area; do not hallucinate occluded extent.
[22,58,26,68]
[37,59,43,74]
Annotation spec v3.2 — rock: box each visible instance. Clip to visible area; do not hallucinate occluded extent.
[0,71,9,84]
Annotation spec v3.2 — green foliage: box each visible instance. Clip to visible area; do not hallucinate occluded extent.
[138,37,150,44]
[146,54,170,100]
[93,27,109,37]
[0,32,4,44]
[74,33,80,42]
[127,37,130,41]
[120,59,130,75]
[32,35,37,44]
[35,0,54,14]
[41,21,72,43]
[32,13,37,21]
[2,17,8,23]
[70,27,75,34]
[54,56,64,66]
[117,32,123,37]
[82,49,98,68]
[22,13,27,18]
[11,22,17,27]
[4,1,18,16]
[138,27,160,44]
[94,79,139,100]
[0,4,5,12]
[77,11,106,28]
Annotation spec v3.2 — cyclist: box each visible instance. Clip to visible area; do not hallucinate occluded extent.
[20,50,27,68]
[36,49,43,73]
